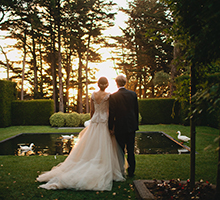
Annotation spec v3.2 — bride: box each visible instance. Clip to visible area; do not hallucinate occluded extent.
[37,77,126,191]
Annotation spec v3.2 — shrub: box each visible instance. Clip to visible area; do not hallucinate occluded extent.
[12,100,54,125]
[49,112,65,127]
[175,73,220,128]
[79,113,91,127]
[65,112,81,127]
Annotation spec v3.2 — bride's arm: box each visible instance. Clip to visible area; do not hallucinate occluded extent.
[90,98,95,118]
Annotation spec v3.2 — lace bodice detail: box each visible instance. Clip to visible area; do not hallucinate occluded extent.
[91,92,110,123]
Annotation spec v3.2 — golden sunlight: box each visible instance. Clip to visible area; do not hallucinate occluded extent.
[0,0,130,87]
[93,60,118,94]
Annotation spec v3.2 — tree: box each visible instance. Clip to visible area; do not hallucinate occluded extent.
[161,0,220,193]
[65,0,116,113]
[194,82,220,198]
[1,0,116,113]
[0,46,9,80]
[57,0,64,112]
[0,0,44,99]
[113,0,173,98]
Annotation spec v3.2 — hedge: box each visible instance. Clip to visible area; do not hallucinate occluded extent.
[65,112,81,127]
[49,112,66,127]
[79,113,90,127]
[11,100,54,125]
[0,80,17,127]
[50,112,90,127]
[138,98,180,125]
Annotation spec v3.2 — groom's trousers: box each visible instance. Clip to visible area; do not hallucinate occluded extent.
[115,132,136,176]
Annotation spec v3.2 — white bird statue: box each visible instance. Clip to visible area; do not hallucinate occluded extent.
[20,143,34,153]
[176,131,190,144]
[61,134,74,140]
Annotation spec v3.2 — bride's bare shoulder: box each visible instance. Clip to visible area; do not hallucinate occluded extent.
[92,91,109,103]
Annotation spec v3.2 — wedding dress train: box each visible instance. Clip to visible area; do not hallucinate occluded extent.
[37,93,125,191]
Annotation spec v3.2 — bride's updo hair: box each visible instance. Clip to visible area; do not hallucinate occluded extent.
[98,77,109,91]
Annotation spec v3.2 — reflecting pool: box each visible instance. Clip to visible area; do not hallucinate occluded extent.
[135,132,190,154]
[0,131,190,156]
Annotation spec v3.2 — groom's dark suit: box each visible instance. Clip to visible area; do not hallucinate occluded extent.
[108,87,139,176]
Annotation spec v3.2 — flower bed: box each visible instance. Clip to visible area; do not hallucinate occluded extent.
[134,179,216,200]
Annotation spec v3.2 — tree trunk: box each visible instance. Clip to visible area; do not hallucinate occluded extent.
[39,43,43,98]
[49,3,58,112]
[58,50,63,112]
[214,124,220,199]
[170,44,177,97]
[143,73,147,99]
[77,53,83,113]
[51,23,58,112]
[57,1,64,112]
[85,34,91,113]
[65,48,71,113]
[21,51,26,100]
[190,62,196,190]
[31,26,38,99]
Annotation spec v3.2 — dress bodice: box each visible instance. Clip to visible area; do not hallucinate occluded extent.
[90,92,110,124]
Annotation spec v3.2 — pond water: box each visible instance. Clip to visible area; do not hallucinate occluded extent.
[0,131,190,156]
[135,132,190,154]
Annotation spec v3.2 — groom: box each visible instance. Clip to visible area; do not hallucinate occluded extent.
[108,74,139,177]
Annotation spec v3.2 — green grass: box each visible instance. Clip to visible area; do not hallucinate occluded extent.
[0,125,219,200]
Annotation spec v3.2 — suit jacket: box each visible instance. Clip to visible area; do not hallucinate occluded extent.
[108,88,139,135]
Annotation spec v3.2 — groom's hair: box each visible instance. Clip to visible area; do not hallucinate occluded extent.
[115,75,126,87]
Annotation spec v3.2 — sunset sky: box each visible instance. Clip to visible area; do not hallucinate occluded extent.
[0,0,131,93]
[85,0,131,92]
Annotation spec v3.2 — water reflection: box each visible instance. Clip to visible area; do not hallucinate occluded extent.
[135,132,189,154]
[17,143,35,156]
[0,132,189,156]
[19,135,80,156]
[0,133,80,156]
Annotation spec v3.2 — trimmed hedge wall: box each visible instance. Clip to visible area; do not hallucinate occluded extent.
[0,77,218,128]
[138,98,180,125]
[0,80,17,127]
[11,100,54,125]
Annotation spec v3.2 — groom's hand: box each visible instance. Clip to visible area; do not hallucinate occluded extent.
[109,130,114,136]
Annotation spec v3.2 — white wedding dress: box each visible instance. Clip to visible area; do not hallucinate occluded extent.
[37,93,125,191]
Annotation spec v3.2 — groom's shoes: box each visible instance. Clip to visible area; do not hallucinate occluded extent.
[128,173,135,177]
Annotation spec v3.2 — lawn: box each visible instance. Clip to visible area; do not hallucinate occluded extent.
[0,124,219,200]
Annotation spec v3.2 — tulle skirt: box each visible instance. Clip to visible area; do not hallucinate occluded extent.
[36,121,125,191]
